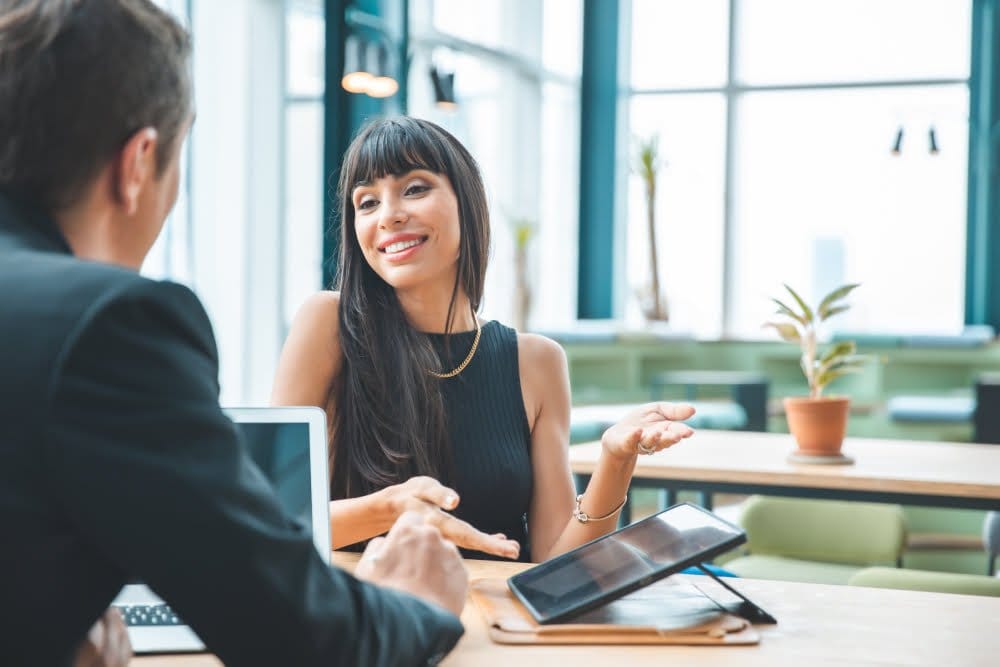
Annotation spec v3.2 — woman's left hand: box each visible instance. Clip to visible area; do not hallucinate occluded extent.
[601,402,696,461]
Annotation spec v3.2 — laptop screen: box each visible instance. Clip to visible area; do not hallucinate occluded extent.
[225,407,331,563]
[237,422,314,533]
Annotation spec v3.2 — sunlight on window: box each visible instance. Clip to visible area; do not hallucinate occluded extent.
[284,104,324,326]
[731,85,969,337]
[627,0,972,338]
[739,0,972,85]
[629,0,728,90]
[287,2,325,97]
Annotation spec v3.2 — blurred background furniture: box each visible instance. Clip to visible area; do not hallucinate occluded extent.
[723,496,907,585]
[985,511,1000,576]
[649,370,769,432]
[849,566,1000,596]
[570,401,747,445]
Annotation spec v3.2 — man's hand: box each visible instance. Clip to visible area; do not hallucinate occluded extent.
[74,608,132,667]
[355,511,469,617]
[379,476,520,559]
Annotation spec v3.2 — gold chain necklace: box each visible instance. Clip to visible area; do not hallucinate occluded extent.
[427,319,482,379]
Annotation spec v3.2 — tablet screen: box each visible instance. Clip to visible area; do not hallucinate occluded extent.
[508,503,745,623]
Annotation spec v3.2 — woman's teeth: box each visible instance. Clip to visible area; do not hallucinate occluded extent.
[385,238,423,254]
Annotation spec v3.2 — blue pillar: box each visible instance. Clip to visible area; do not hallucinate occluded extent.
[966,0,1000,329]
[577,0,620,319]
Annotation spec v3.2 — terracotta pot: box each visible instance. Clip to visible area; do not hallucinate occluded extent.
[783,396,850,456]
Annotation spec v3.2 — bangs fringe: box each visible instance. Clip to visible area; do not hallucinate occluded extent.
[349,118,452,188]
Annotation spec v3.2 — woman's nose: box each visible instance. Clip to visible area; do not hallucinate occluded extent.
[378,199,408,228]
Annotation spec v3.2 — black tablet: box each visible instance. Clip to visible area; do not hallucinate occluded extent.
[508,503,746,624]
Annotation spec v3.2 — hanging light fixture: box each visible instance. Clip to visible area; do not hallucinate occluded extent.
[341,34,372,94]
[430,66,457,110]
[928,125,939,154]
[366,41,399,98]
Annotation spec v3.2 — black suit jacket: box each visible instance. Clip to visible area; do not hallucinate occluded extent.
[0,193,463,666]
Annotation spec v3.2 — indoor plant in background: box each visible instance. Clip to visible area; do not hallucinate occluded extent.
[765,283,867,463]
[507,214,536,332]
[633,134,669,322]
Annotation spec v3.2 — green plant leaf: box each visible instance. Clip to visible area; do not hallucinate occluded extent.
[784,284,814,324]
[772,298,805,325]
[633,135,660,183]
[817,283,860,320]
[763,322,801,342]
[820,304,850,322]
[513,221,535,248]
[818,340,856,371]
[814,366,864,393]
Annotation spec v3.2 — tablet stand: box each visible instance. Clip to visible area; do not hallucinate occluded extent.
[696,564,778,624]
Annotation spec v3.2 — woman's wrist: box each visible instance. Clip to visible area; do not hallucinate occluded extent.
[372,486,402,525]
[600,434,639,466]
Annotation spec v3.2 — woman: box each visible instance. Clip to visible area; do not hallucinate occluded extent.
[272,116,695,562]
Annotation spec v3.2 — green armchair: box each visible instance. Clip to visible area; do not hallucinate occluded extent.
[724,496,907,585]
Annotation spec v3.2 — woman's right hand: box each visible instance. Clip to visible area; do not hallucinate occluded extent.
[377,476,520,560]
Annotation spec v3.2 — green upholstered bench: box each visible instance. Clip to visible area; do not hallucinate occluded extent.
[849,567,1000,597]
[724,496,907,585]
[569,401,747,444]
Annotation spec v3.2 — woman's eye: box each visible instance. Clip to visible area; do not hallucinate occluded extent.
[356,198,377,210]
[405,184,429,196]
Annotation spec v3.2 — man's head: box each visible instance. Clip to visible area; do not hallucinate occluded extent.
[0,0,192,266]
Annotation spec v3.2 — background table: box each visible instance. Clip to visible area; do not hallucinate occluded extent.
[571,430,1000,516]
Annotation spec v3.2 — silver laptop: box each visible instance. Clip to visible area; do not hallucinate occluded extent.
[113,406,331,654]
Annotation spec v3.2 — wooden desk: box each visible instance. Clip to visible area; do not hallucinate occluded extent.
[135,552,1000,666]
[570,430,1000,512]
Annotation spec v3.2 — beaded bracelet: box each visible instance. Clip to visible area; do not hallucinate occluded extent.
[572,493,629,524]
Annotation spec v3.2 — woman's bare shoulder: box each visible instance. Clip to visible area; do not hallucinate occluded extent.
[293,291,341,341]
[283,291,343,368]
[272,291,343,407]
[516,332,567,371]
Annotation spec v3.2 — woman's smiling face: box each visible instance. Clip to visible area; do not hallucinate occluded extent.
[351,168,462,292]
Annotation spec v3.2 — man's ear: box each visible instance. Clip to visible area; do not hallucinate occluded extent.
[114,127,159,216]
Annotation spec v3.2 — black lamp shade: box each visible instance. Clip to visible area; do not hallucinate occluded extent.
[430,66,457,109]
[891,126,904,155]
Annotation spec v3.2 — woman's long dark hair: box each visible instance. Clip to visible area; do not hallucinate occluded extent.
[330,116,491,500]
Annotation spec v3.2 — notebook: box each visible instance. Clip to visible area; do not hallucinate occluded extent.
[112,406,330,654]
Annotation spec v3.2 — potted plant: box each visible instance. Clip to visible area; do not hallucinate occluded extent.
[764,283,867,461]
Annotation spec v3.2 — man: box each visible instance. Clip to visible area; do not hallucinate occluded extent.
[0,1,468,665]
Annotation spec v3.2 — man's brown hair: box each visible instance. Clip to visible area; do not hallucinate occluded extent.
[0,0,192,211]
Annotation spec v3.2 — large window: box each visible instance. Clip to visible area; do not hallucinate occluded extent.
[625,0,972,338]
[146,0,325,404]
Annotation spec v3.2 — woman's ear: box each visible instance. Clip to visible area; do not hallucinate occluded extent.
[113,127,159,215]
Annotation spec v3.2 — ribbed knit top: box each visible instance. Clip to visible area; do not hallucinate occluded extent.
[425,320,533,562]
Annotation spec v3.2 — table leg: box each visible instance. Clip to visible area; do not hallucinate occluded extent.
[699,490,714,510]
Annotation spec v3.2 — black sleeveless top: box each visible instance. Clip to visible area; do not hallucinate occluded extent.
[425,321,533,561]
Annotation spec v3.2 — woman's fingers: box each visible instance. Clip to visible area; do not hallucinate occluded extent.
[399,497,519,559]
[409,476,460,510]
[654,401,696,421]
[429,511,520,560]
[636,421,694,454]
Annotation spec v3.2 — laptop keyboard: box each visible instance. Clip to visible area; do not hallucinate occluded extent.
[115,603,185,627]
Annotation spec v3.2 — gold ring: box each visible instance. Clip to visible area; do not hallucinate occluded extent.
[637,441,656,455]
